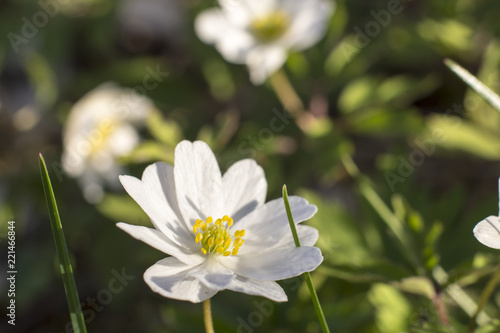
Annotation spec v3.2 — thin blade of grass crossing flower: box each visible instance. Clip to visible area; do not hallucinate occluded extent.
[444,58,500,112]
[282,185,330,333]
[39,153,87,333]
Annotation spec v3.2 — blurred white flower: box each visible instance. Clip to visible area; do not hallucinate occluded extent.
[195,0,335,85]
[117,140,323,303]
[473,178,500,249]
[62,83,154,203]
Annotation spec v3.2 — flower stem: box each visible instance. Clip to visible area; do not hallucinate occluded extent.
[203,299,215,333]
[282,185,330,333]
[269,68,332,136]
[269,69,305,117]
[467,265,500,333]
[431,292,450,327]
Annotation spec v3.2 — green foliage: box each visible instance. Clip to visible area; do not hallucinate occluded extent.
[476,320,500,333]
[5,0,500,332]
[39,154,87,333]
[368,283,411,333]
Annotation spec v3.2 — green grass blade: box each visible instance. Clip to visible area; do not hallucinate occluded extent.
[282,185,330,333]
[39,153,87,333]
[444,58,500,112]
[467,265,500,333]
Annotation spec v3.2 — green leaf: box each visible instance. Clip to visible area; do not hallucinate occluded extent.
[389,194,443,272]
[475,320,500,333]
[338,75,440,114]
[39,154,87,333]
[96,194,150,226]
[324,34,366,77]
[319,258,411,283]
[423,221,443,271]
[368,283,412,333]
[212,110,240,152]
[418,19,473,52]
[123,141,175,164]
[338,76,378,113]
[447,265,497,289]
[24,51,58,109]
[286,52,310,78]
[347,107,424,136]
[424,114,500,160]
[298,189,374,264]
[201,59,235,101]
[391,276,435,299]
[146,111,183,147]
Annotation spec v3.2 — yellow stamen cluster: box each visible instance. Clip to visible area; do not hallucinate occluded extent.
[88,118,117,156]
[193,215,245,256]
[250,11,290,42]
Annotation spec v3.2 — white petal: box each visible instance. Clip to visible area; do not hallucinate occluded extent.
[119,162,194,250]
[246,45,287,84]
[195,9,255,64]
[273,225,319,249]
[226,276,287,302]
[235,196,317,254]
[106,124,140,156]
[223,246,323,281]
[195,9,230,43]
[186,256,235,289]
[63,83,152,153]
[62,146,86,176]
[116,223,204,266]
[280,0,334,50]
[217,30,256,64]
[473,216,500,249]
[222,159,267,221]
[89,150,116,174]
[219,0,277,26]
[297,225,319,246]
[144,257,218,303]
[174,141,224,225]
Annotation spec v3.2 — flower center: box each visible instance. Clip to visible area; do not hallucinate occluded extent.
[88,119,117,156]
[193,215,245,256]
[250,11,290,42]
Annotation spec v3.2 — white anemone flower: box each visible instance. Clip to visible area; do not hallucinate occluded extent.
[62,83,154,203]
[473,178,500,249]
[116,140,323,302]
[194,0,335,85]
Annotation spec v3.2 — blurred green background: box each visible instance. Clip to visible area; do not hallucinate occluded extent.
[2,0,500,332]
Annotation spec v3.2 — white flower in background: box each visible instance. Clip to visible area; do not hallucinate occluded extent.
[62,83,154,203]
[195,0,335,85]
[117,140,322,302]
[473,178,500,249]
